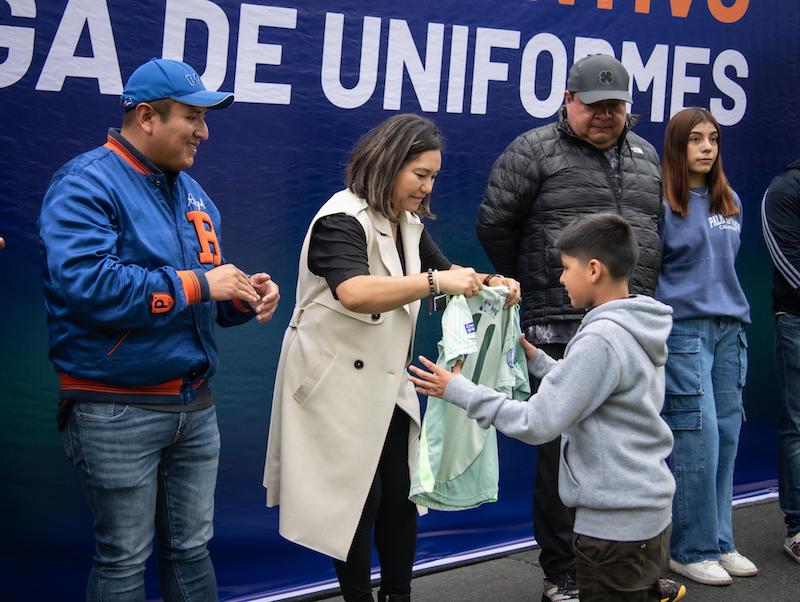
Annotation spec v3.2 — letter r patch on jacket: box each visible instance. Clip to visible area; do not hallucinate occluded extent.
[186,210,222,266]
[151,292,175,314]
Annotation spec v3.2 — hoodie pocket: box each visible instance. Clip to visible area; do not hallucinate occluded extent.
[558,438,582,507]
[665,333,703,396]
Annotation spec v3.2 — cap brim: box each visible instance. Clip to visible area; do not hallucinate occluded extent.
[574,89,632,104]
[171,90,235,109]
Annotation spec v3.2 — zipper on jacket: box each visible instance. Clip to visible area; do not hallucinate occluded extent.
[168,176,213,370]
[597,148,624,215]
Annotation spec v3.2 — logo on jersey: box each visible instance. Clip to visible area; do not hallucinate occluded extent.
[506,348,516,368]
[464,321,476,335]
[479,299,500,317]
[187,192,206,211]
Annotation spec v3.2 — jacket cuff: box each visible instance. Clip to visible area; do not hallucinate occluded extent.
[193,269,211,302]
[177,269,210,305]
[528,350,556,378]
[443,374,478,410]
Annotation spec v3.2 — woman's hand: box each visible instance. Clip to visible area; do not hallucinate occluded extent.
[438,267,484,298]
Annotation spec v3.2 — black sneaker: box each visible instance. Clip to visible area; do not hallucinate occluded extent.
[659,577,687,602]
[541,576,579,602]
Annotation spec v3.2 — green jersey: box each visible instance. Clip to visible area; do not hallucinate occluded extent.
[410,286,530,510]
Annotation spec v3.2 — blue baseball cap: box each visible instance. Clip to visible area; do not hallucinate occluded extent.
[121,58,234,111]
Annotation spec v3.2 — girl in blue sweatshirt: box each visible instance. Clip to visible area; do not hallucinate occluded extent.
[656,107,756,586]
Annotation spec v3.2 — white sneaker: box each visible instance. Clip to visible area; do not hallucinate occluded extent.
[669,558,732,586]
[719,551,758,576]
[786,533,800,564]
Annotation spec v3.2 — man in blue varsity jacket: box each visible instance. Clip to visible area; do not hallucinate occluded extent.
[39,58,279,601]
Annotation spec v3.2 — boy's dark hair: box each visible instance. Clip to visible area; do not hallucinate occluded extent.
[555,213,639,279]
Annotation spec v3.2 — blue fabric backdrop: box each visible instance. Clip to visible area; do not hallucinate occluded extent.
[1,0,796,599]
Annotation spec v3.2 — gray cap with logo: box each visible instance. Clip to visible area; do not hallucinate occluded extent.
[567,54,631,104]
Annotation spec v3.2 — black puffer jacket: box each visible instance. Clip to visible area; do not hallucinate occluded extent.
[477,108,663,330]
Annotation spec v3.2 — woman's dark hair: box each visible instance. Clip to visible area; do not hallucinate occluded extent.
[345,113,443,222]
[662,107,737,217]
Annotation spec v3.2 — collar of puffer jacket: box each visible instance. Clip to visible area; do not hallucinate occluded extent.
[557,105,641,151]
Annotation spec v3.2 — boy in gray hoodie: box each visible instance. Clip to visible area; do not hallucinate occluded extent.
[409,214,676,601]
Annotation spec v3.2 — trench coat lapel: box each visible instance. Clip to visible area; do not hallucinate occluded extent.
[398,212,423,277]
[371,211,404,278]
[369,210,423,319]
[371,211,424,276]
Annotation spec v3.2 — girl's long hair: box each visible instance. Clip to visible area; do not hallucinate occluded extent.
[662,107,737,217]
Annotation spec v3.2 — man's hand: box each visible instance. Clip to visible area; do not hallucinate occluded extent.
[248,272,280,323]
[408,356,462,399]
[520,334,538,361]
[499,277,521,307]
[205,264,259,303]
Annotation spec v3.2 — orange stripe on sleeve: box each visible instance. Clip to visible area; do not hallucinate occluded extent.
[177,270,201,305]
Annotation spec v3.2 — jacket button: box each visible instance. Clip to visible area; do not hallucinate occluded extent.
[371,313,380,321]
[354,360,364,369]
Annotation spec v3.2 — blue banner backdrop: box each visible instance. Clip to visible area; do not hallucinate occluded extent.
[1,0,796,599]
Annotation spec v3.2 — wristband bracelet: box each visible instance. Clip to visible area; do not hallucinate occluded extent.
[433,269,441,295]
[483,273,501,286]
[427,268,435,314]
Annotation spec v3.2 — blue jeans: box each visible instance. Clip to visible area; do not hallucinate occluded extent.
[662,317,747,563]
[775,313,800,537]
[63,403,221,602]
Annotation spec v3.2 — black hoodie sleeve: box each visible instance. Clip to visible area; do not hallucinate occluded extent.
[762,168,800,289]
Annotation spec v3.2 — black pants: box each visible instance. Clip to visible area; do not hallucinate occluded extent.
[575,528,668,601]
[334,407,417,602]
[531,343,577,581]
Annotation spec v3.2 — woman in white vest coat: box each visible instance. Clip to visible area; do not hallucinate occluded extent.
[264,114,520,602]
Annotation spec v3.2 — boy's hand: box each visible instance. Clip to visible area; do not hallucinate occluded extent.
[520,334,539,361]
[408,356,462,398]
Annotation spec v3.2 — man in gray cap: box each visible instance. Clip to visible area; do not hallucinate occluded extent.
[39,58,279,600]
[477,55,683,602]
